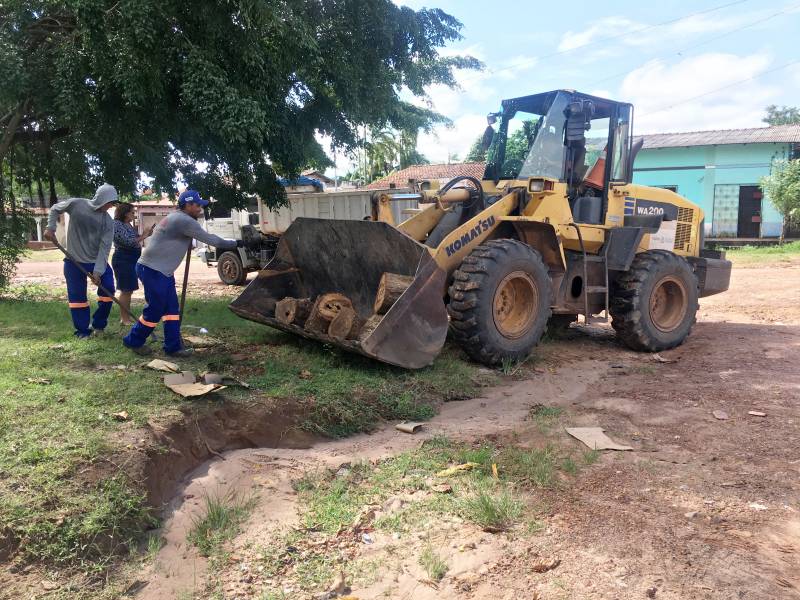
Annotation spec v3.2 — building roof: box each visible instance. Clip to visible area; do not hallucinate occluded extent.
[301,169,333,184]
[366,162,486,190]
[638,123,800,149]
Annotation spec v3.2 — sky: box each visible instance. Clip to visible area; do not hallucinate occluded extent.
[327,0,800,172]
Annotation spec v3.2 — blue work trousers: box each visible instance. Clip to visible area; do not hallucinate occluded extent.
[123,263,183,353]
[64,259,115,337]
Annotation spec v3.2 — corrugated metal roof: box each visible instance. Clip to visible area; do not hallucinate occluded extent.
[366,162,486,190]
[638,124,800,149]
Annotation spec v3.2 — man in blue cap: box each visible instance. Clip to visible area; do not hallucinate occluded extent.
[123,190,241,356]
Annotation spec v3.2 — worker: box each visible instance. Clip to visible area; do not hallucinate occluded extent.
[122,190,242,357]
[112,203,155,325]
[43,184,119,338]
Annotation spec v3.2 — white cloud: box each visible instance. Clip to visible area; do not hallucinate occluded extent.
[417,113,488,163]
[620,53,779,133]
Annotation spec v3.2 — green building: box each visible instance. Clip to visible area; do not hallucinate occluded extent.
[633,124,800,239]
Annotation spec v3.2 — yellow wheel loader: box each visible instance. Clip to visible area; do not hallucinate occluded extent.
[230,90,732,368]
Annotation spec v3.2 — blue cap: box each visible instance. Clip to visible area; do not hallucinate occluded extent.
[178,189,209,207]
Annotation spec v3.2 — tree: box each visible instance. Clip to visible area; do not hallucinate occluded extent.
[760,159,800,243]
[465,136,487,162]
[1,0,480,206]
[763,105,800,126]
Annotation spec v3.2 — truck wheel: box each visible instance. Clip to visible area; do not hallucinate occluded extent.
[448,239,552,366]
[610,250,698,351]
[217,251,247,286]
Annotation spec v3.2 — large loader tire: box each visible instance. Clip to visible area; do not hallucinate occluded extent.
[610,250,699,352]
[217,251,248,286]
[448,239,552,366]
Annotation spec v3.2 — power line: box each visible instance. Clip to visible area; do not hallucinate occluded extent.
[458,0,751,83]
[585,2,800,89]
[640,58,800,116]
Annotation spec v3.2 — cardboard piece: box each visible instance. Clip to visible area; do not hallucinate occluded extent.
[565,427,633,451]
[395,421,424,434]
[183,335,221,348]
[163,371,226,397]
[146,359,180,373]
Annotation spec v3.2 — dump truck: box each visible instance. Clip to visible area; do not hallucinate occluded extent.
[202,190,419,285]
[230,90,732,368]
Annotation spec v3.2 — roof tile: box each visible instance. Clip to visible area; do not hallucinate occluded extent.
[366,162,486,190]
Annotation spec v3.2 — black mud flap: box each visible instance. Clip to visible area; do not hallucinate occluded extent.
[687,256,732,297]
[229,218,449,369]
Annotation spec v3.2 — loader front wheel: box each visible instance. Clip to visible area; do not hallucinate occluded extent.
[217,251,248,286]
[448,240,552,366]
[610,250,698,351]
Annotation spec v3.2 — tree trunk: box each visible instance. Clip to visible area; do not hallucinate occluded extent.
[358,315,384,341]
[36,177,45,209]
[373,272,414,314]
[304,293,353,334]
[327,306,357,340]
[781,215,787,245]
[0,101,27,164]
[275,297,312,326]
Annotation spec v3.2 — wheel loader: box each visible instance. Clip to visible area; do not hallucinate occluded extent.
[230,90,732,368]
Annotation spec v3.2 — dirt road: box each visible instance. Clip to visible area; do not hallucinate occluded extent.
[127,256,800,600]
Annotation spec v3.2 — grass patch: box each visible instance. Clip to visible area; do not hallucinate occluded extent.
[187,492,255,557]
[725,240,800,265]
[0,293,485,578]
[528,404,563,433]
[582,449,600,465]
[459,487,523,531]
[419,544,448,581]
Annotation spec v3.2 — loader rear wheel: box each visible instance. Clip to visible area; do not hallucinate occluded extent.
[610,250,698,352]
[217,251,247,286]
[448,239,551,366]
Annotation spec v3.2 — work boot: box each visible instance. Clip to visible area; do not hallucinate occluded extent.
[126,344,153,356]
[166,348,194,358]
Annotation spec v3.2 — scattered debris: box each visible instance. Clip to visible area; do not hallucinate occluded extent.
[112,410,129,421]
[458,542,477,551]
[436,462,479,477]
[299,369,312,380]
[182,334,221,347]
[361,533,373,544]
[327,571,348,595]
[712,410,729,420]
[684,511,698,519]
[200,372,250,387]
[48,344,65,350]
[748,502,768,511]
[146,359,180,373]
[565,427,633,451]
[396,421,424,434]
[646,586,658,598]
[650,353,677,363]
[24,377,51,385]
[163,371,226,398]
[531,557,561,573]
[492,463,499,479]
[748,411,767,417]
[431,483,453,494]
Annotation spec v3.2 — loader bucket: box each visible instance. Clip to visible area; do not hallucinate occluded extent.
[229,218,449,369]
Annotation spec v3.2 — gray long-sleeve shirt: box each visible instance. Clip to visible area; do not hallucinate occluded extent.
[139,210,237,276]
[47,198,114,275]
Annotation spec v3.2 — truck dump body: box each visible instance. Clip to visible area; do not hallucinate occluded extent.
[229,218,450,368]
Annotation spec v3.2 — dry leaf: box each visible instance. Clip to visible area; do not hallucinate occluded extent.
[650,353,676,363]
[25,377,51,385]
[748,411,766,417]
[531,558,561,573]
[431,483,452,494]
[112,411,129,421]
[299,369,312,379]
[436,462,479,477]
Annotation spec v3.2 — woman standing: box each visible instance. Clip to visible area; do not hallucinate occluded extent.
[112,204,154,325]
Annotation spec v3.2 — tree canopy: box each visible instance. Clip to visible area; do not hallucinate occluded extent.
[760,159,800,242]
[0,0,480,208]
[763,105,800,126]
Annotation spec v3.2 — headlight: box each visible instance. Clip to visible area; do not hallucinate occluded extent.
[529,179,545,192]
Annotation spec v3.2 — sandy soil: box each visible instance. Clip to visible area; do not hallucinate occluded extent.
[120,256,800,600]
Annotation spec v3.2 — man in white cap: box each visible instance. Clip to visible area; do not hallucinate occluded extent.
[44,184,119,337]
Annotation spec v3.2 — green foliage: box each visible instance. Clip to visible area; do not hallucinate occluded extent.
[0,208,33,289]
[458,487,523,531]
[763,105,800,126]
[1,0,481,207]
[760,159,800,239]
[465,136,487,162]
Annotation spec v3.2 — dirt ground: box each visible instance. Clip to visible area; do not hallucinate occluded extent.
[99,255,797,600]
[13,254,800,599]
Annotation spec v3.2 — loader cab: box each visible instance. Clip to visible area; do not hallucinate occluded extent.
[483,90,634,224]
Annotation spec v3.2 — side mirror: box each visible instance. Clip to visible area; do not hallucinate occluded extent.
[564,100,594,145]
[480,125,495,152]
